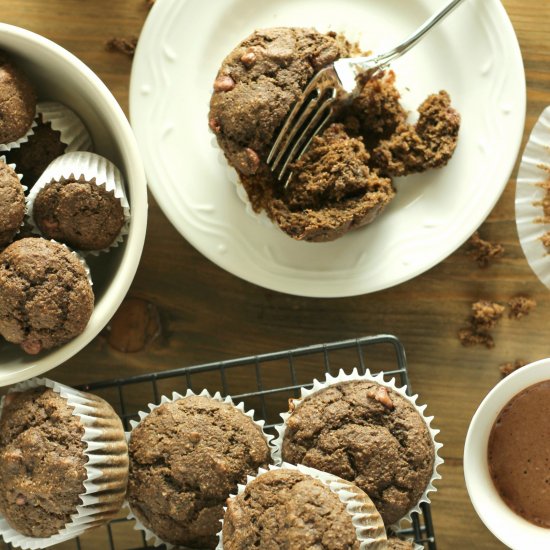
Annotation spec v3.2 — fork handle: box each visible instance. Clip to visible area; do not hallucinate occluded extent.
[350,0,467,75]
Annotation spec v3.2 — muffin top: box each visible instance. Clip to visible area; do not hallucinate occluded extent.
[0,237,94,354]
[0,52,36,144]
[32,176,125,250]
[281,380,435,525]
[6,115,67,190]
[387,536,415,549]
[0,159,25,247]
[127,395,271,548]
[222,468,360,550]
[0,386,87,538]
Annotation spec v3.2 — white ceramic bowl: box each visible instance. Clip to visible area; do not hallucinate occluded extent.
[464,359,550,549]
[0,23,148,386]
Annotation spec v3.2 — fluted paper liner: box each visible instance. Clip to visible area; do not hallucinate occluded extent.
[124,388,276,549]
[516,106,550,289]
[0,118,37,153]
[272,368,443,528]
[26,151,131,255]
[0,377,129,549]
[211,136,274,229]
[37,102,93,153]
[215,463,387,550]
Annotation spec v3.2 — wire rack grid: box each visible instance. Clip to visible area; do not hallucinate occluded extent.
[2,334,437,550]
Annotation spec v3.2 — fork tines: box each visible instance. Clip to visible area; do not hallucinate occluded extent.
[267,68,339,186]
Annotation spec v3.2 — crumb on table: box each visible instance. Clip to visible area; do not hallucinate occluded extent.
[467,231,504,268]
[105,36,138,58]
[458,327,494,349]
[471,300,505,330]
[508,296,536,319]
[499,359,528,378]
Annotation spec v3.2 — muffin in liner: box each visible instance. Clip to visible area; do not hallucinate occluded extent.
[272,368,443,527]
[0,377,129,549]
[216,462,388,549]
[26,151,130,255]
[125,388,276,549]
[0,154,26,242]
[37,101,93,153]
[516,105,550,289]
[0,118,37,153]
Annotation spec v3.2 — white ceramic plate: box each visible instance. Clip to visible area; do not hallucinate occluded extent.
[130,0,525,297]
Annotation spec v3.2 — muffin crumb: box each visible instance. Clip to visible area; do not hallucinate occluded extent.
[508,296,536,319]
[458,327,494,349]
[467,231,504,268]
[106,36,138,58]
[499,359,528,378]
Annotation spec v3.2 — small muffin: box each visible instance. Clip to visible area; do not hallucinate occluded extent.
[128,395,272,548]
[0,159,24,247]
[222,468,364,550]
[0,386,87,538]
[0,52,36,144]
[0,238,94,354]
[6,102,93,190]
[280,380,435,525]
[32,176,125,250]
[0,382,129,543]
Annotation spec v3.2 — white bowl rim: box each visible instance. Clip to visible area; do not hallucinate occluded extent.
[0,23,148,386]
[464,358,550,549]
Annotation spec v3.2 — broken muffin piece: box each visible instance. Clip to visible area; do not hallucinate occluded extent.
[371,90,460,177]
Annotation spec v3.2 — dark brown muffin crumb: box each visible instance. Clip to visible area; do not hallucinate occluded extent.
[0,238,94,354]
[5,115,67,190]
[222,469,360,550]
[281,380,435,525]
[467,231,504,268]
[106,36,138,58]
[0,386,87,537]
[33,176,125,251]
[0,159,25,247]
[499,359,528,378]
[0,52,36,144]
[371,91,460,177]
[508,296,536,320]
[128,395,271,548]
[458,327,494,349]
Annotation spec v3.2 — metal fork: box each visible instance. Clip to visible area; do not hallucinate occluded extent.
[267,0,467,185]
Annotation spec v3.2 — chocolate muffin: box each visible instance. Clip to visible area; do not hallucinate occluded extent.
[209,28,460,242]
[0,159,24,247]
[0,238,94,354]
[5,114,67,190]
[0,52,36,144]
[280,380,435,525]
[128,395,272,548]
[32,176,125,250]
[222,468,360,550]
[0,386,87,538]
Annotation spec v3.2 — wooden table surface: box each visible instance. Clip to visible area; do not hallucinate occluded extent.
[2,1,550,549]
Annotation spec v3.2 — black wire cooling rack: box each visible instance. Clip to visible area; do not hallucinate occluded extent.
[2,334,437,550]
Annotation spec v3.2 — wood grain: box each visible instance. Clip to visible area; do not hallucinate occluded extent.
[1,1,550,548]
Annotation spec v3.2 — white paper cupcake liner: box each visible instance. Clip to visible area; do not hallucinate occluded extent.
[516,106,550,288]
[0,117,37,153]
[215,462,388,550]
[124,388,276,549]
[37,101,93,153]
[272,368,443,528]
[211,136,274,230]
[0,377,129,549]
[25,151,130,255]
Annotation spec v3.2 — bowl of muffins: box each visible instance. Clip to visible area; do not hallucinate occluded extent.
[0,23,148,385]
